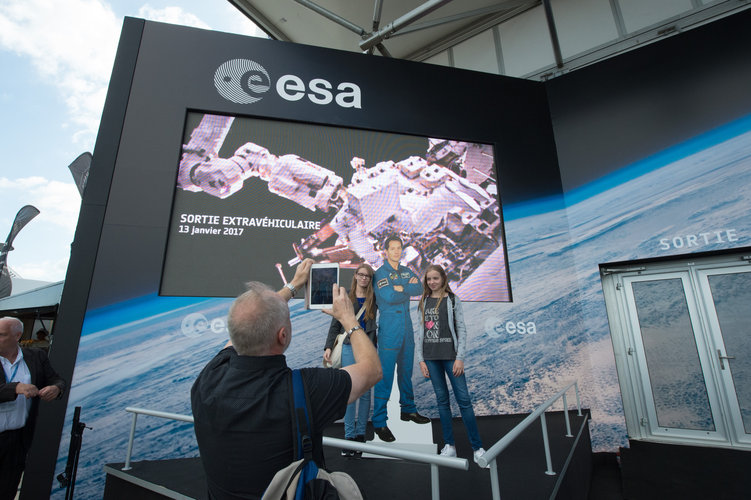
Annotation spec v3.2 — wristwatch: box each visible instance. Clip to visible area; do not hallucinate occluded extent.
[345,325,362,338]
[285,283,297,297]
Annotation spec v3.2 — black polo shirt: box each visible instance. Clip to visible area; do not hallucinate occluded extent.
[191,347,351,500]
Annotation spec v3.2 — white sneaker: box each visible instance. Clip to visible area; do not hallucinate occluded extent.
[439,444,456,457]
[473,448,490,468]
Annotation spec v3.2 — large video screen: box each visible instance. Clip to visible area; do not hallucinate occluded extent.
[160,112,511,301]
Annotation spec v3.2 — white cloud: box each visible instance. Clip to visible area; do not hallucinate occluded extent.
[12,255,71,282]
[0,0,121,150]
[1,176,80,281]
[0,1,263,152]
[137,5,211,29]
[0,176,81,231]
[219,2,268,38]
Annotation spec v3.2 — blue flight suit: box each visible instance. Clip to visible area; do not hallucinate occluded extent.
[372,262,423,427]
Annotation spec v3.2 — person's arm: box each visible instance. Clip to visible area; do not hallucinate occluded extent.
[414,305,426,364]
[277,258,313,301]
[416,304,430,378]
[404,269,423,296]
[344,328,382,404]
[453,296,468,361]
[35,349,65,401]
[325,285,382,404]
[323,317,343,364]
[1,380,38,400]
[373,272,410,305]
[452,296,467,376]
[224,259,314,349]
[324,317,343,351]
[0,379,20,402]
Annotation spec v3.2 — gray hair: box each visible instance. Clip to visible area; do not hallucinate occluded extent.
[228,282,290,355]
[0,317,23,334]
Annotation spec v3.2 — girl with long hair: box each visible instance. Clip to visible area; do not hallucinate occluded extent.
[323,263,377,456]
[416,264,488,467]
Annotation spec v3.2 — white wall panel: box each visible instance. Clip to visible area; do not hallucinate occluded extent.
[551,0,620,58]
[619,0,694,32]
[499,5,556,77]
[424,51,451,68]
[452,30,499,74]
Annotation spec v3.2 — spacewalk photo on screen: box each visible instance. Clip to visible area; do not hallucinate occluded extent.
[160,112,510,301]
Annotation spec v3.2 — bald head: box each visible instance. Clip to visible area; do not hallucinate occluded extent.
[228,282,291,356]
[0,317,23,359]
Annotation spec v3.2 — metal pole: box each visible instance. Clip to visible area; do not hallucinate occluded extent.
[372,0,384,31]
[575,382,583,416]
[122,413,138,471]
[293,0,366,36]
[394,1,532,37]
[540,413,556,475]
[489,459,501,500]
[542,0,564,68]
[430,463,440,500]
[563,393,573,437]
[360,0,454,51]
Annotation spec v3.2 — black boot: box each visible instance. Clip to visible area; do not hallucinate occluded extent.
[354,435,365,457]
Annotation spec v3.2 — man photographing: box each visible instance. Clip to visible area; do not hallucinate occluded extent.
[191,259,382,500]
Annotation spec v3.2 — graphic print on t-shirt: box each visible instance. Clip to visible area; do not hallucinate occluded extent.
[424,303,440,342]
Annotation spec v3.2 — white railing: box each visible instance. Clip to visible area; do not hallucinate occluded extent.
[122,408,194,471]
[123,380,582,500]
[475,381,583,500]
[122,407,467,500]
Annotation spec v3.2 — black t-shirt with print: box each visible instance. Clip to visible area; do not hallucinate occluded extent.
[422,296,456,361]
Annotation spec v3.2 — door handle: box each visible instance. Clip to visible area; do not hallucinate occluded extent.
[717,349,736,370]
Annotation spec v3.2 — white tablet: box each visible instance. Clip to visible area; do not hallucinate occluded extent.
[306,263,339,309]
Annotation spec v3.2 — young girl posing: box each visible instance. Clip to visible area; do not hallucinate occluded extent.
[416,264,488,467]
[323,264,378,456]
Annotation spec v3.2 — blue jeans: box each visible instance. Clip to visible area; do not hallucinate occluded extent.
[342,344,371,438]
[424,359,483,450]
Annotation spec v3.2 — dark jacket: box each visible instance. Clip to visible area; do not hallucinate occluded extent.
[0,347,66,452]
[324,302,378,350]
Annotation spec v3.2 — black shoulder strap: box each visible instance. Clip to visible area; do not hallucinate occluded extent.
[448,293,458,330]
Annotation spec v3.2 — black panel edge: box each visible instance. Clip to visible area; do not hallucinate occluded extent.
[20,18,145,500]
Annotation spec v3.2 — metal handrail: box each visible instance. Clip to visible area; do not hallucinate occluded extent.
[122,407,193,471]
[123,380,582,500]
[122,406,467,500]
[476,381,583,500]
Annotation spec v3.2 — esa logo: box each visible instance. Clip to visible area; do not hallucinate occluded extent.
[180,313,227,338]
[484,317,537,338]
[214,59,362,108]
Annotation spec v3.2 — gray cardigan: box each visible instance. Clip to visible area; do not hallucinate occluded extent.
[415,293,467,363]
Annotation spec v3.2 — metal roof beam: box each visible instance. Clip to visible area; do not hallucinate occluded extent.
[372,0,384,31]
[393,0,531,37]
[360,0,455,51]
[292,0,367,36]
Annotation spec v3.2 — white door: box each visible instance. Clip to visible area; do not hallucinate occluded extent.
[602,253,751,448]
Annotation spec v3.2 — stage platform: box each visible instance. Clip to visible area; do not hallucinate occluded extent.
[103,410,592,500]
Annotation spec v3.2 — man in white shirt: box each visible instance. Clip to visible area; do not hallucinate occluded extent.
[0,317,65,499]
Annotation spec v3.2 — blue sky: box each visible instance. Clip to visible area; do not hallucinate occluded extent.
[0,0,264,284]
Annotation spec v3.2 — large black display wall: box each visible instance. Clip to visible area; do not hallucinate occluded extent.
[26,17,560,498]
[547,8,751,191]
[26,9,751,498]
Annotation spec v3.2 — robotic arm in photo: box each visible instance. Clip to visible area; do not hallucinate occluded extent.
[177,114,504,289]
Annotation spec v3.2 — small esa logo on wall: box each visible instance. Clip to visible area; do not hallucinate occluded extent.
[214,58,362,109]
[214,59,270,104]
